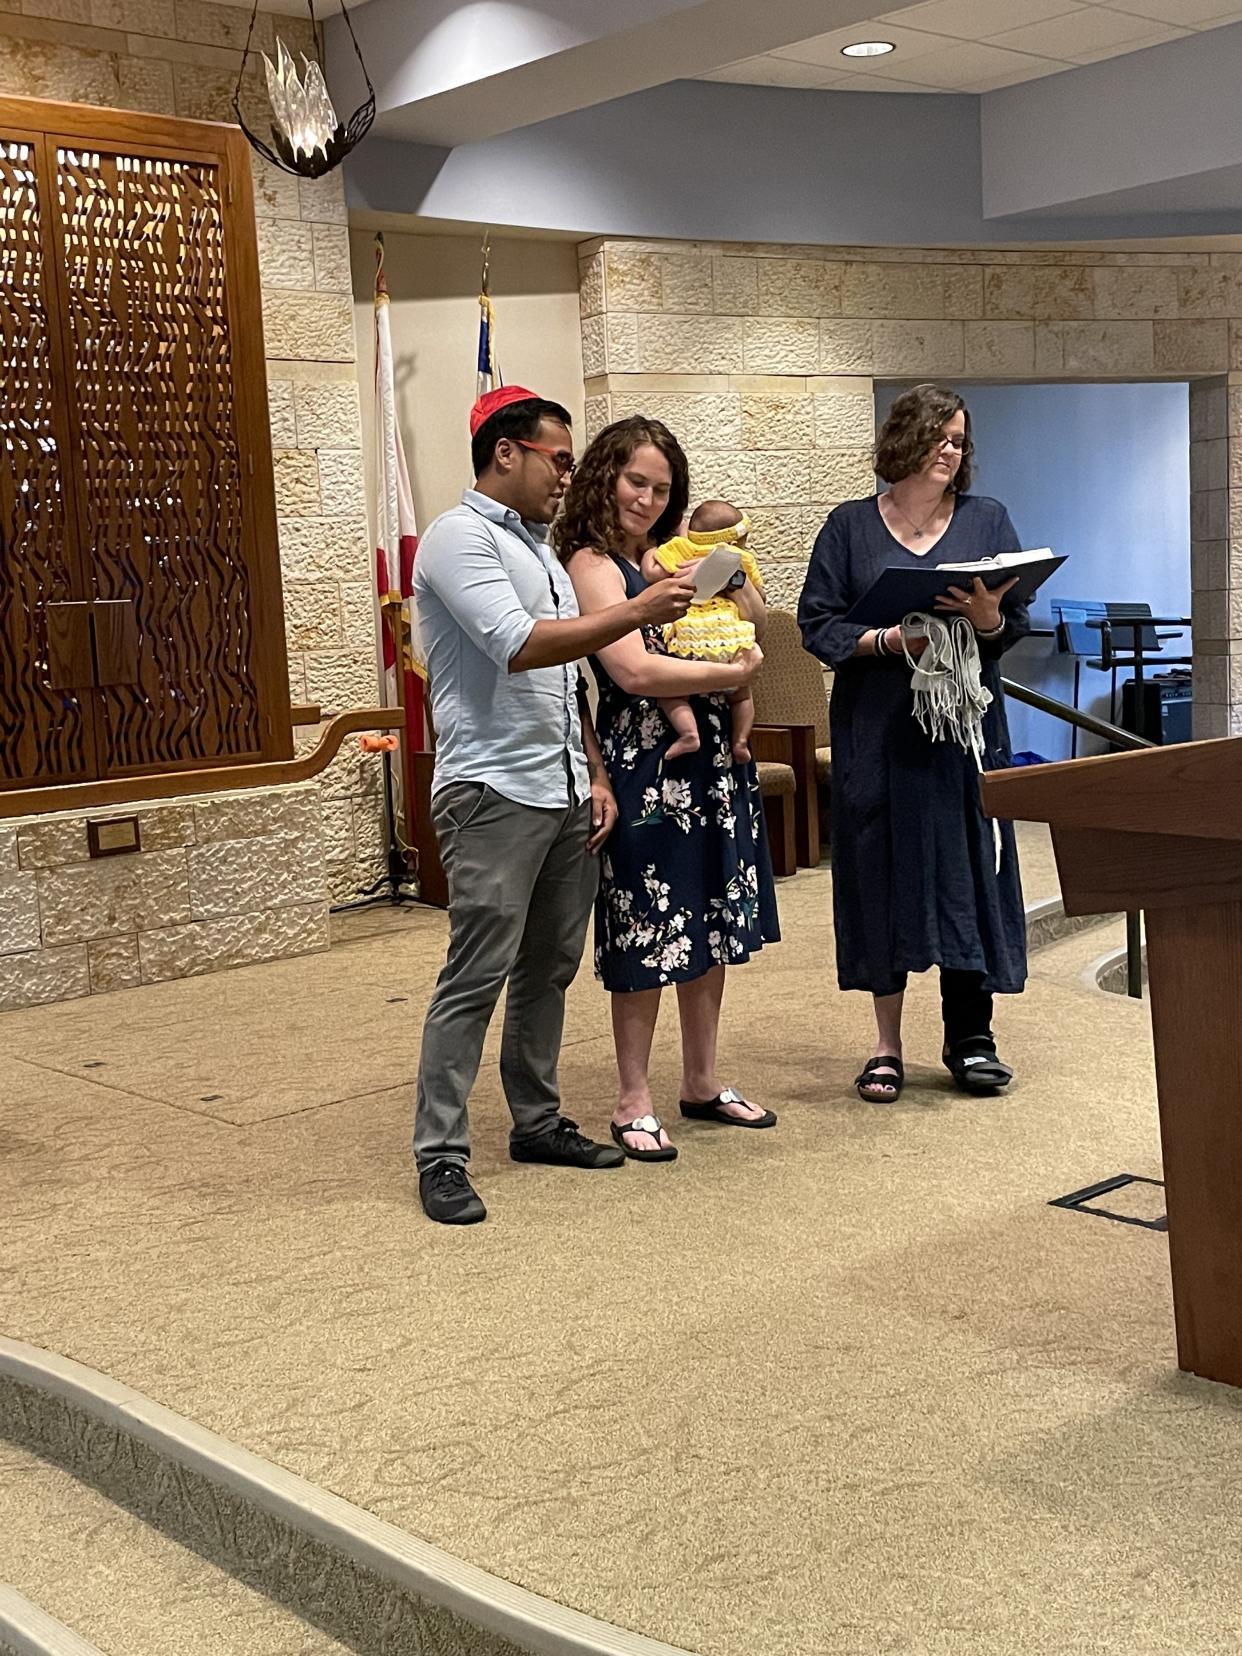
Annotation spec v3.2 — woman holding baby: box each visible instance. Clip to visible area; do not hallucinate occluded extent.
[555,416,780,1161]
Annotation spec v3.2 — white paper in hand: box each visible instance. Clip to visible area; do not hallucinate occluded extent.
[691,547,742,600]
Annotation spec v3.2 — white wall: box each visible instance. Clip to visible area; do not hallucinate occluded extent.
[351,230,586,534]
[981,23,1242,219]
[877,380,1191,760]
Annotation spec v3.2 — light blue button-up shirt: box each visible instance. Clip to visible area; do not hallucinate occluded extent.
[412,489,590,810]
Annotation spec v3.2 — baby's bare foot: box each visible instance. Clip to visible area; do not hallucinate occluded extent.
[666,732,700,759]
[732,739,752,764]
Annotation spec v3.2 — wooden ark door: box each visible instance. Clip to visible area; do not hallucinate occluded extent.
[0,99,291,794]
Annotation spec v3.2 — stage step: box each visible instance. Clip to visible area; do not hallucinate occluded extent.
[0,1439,350,1656]
[1028,913,1132,995]
[0,1341,692,1656]
[1025,892,1116,953]
[1017,820,1117,953]
[0,1584,107,1656]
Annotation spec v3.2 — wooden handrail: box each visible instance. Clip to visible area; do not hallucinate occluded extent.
[0,708,404,820]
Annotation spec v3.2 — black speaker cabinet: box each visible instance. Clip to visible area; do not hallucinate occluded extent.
[1121,675,1192,746]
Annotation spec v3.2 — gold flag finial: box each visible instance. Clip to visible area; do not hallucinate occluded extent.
[374,230,388,300]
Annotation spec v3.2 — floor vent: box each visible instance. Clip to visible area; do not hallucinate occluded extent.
[1049,1173,1167,1232]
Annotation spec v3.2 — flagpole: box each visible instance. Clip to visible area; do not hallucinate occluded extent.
[372,231,406,902]
[477,227,501,397]
[371,228,436,903]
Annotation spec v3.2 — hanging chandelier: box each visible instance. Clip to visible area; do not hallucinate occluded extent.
[233,0,375,180]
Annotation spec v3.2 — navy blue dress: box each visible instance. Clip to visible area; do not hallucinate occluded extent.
[590,555,780,993]
[798,494,1029,998]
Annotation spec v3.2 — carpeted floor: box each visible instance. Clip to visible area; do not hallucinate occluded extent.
[3,845,1241,1656]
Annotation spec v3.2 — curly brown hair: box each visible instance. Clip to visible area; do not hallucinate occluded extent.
[874,383,973,493]
[552,416,690,561]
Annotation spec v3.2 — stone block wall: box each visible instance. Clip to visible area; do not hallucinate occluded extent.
[0,785,328,1010]
[0,2,384,902]
[1189,378,1239,737]
[581,238,1242,738]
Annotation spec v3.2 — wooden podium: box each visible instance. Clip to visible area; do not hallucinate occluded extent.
[983,737,1242,1389]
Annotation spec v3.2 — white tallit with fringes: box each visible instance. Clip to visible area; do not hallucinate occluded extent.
[899,613,1003,870]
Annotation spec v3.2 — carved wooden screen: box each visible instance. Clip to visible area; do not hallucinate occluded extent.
[0,100,290,792]
[0,132,98,786]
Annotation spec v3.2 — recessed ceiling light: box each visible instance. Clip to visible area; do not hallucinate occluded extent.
[841,40,895,58]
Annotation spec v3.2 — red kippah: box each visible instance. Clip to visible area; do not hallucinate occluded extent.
[469,384,541,437]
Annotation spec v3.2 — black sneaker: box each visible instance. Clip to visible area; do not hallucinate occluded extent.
[419,1162,487,1225]
[510,1116,625,1169]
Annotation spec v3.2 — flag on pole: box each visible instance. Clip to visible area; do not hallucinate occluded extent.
[476,230,501,399]
[373,234,427,848]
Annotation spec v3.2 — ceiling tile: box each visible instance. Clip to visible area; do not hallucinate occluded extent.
[704,55,838,87]
[969,57,1078,86]
[880,0,1086,35]
[827,72,946,91]
[880,39,1069,83]
[821,49,961,81]
[989,8,1189,53]
[697,57,769,81]
[1072,22,1192,55]
[1105,0,1242,19]
[768,22,948,67]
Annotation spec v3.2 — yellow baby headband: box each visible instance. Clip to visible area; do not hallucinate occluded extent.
[686,513,751,549]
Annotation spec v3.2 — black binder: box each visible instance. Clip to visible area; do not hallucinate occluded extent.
[843,550,1065,628]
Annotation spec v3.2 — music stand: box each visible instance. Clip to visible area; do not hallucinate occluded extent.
[1054,599,1190,751]
[1052,599,1106,756]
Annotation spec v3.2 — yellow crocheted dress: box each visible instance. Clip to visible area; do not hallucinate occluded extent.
[653,519,764,663]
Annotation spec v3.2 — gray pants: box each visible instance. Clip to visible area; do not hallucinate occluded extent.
[414,781,599,1170]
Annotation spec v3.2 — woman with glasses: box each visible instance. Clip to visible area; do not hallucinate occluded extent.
[555,416,779,1162]
[798,383,1030,1103]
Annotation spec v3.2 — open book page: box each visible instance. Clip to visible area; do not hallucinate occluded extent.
[938,547,1054,572]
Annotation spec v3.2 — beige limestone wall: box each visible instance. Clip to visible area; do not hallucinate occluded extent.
[1188,377,1241,732]
[0,2,384,904]
[0,785,327,1009]
[350,229,586,531]
[582,237,1242,740]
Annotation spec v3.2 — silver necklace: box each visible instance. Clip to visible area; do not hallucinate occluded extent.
[886,493,945,539]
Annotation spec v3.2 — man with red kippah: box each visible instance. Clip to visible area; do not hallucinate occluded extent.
[411,387,697,1224]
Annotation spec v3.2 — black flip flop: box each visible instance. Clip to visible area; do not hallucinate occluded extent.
[943,1037,1013,1094]
[679,1087,776,1128]
[855,1055,904,1102]
[611,1114,678,1161]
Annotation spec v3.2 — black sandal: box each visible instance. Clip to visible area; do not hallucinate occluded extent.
[943,1037,1013,1094]
[610,1114,678,1161]
[855,1056,904,1102]
[679,1087,776,1128]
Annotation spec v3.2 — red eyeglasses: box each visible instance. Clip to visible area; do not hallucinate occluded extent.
[514,440,576,476]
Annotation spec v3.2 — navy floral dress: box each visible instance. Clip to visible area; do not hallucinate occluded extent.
[590,554,780,993]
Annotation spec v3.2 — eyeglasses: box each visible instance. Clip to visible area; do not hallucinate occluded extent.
[515,440,576,476]
[934,435,967,453]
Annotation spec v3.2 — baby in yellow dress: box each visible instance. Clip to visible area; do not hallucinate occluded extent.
[640,499,763,764]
